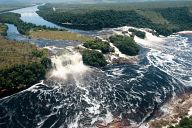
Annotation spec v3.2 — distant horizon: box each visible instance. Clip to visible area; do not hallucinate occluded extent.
[0,0,191,4]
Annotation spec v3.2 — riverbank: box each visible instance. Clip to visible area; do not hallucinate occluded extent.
[143,88,192,128]
[0,86,27,99]
[0,24,52,98]
[29,30,92,42]
[2,16,191,127]
[95,88,192,128]
[0,3,192,128]
[37,2,192,36]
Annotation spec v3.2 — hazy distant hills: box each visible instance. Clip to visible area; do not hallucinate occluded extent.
[0,0,189,4]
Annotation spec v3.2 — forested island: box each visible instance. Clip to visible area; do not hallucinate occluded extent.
[80,35,140,67]
[83,39,114,54]
[110,35,140,56]
[82,50,107,67]
[128,28,146,39]
[37,2,192,36]
[0,24,52,98]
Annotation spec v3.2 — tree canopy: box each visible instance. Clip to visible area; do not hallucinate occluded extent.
[38,4,192,36]
[109,35,140,56]
[83,39,114,54]
[82,50,107,67]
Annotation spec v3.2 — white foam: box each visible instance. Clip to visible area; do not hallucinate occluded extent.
[111,68,124,76]
[68,112,82,128]
[104,110,114,124]
[188,107,192,116]
[177,31,192,34]
[50,50,90,80]
[87,104,100,115]
[109,43,128,59]
[108,26,165,50]
[134,30,165,49]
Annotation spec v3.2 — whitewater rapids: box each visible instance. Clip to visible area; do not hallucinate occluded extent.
[0,26,192,128]
[49,48,90,80]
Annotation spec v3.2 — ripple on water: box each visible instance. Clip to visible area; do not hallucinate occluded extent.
[1,9,192,127]
[0,59,185,127]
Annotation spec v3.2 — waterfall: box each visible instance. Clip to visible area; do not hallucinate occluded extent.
[49,47,90,80]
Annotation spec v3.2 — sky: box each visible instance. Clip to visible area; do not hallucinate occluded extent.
[0,0,188,4]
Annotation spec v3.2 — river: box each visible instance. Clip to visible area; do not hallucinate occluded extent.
[0,5,192,128]
[11,4,96,35]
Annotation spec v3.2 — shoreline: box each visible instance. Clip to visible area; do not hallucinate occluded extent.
[0,86,27,99]
[0,28,52,99]
[142,87,192,128]
[100,88,192,128]
[0,4,34,14]
[1,11,192,126]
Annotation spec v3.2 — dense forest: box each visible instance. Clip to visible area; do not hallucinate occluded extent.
[0,63,46,88]
[0,24,52,97]
[155,7,192,32]
[81,35,140,67]
[129,28,146,39]
[83,39,114,54]
[82,50,107,67]
[37,3,192,36]
[109,35,140,56]
[0,12,60,35]
[0,47,52,88]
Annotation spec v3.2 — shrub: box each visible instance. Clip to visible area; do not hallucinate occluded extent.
[0,24,8,36]
[32,50,44,58]
[83,39,113,54]
[82,50,107,67]
[0,63,46,88]
[168,117,192,128]
[109,35,140,56]
[129,28,146,39]
[41,57,52,69]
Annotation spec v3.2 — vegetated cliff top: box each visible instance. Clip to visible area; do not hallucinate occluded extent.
[37,1,192,36]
